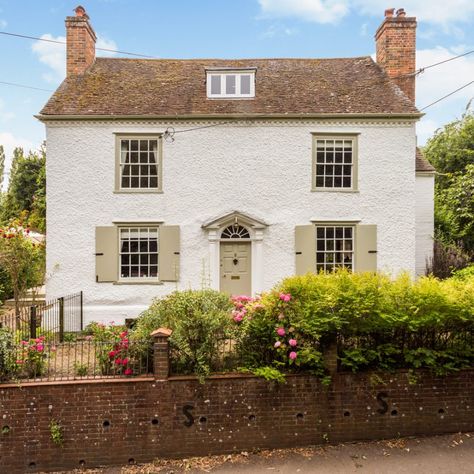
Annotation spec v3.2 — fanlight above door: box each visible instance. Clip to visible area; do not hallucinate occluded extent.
[221,224,250,239]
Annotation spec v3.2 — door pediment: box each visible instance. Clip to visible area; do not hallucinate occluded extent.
[202,211,268,231]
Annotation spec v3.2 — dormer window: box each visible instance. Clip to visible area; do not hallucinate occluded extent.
[206,69,256,98]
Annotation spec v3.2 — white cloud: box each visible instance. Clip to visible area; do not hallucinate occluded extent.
[258,0,349,24]
[261,23,299,38]
[32,33,118,83]
[0,19,7,29]
[353,0,474,28]
[258,0,474,27]
[416,46,474,143]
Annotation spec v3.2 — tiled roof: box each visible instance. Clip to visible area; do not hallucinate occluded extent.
[39,57,420,117]
[416,147,436,173]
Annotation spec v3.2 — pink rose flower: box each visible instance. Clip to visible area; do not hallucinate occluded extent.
[36,344,44,352]
[16,360,24,365]
[114,358,123,365]
[274,341,281,348]
[85,335,93,341]
[20,340,28,346]
[124,368,133,376]
[289,339,297,347]
[108,350,116,358]
[289,351,297,360]
[279,293,291,302]
[233,314,243,323]
[276,327,286,337]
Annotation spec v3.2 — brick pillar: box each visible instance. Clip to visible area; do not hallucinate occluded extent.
[151,328,172,379]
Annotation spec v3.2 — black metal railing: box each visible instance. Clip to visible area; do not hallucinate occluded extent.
[0,292,83,343]
[0,339,152,383]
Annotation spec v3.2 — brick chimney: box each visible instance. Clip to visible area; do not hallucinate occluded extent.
[65,5,96,76]
[375,8,417,102]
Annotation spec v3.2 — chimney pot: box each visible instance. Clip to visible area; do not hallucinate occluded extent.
[74,5,88,18]
[396,8,406,17]
[385,8,395,17]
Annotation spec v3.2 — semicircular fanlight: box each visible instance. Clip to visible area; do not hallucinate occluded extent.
[221,224,250,239]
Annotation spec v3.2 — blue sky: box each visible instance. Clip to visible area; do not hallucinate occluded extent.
[0,0,474,176]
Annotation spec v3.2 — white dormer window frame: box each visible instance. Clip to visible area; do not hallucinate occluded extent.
[206,69,256,99]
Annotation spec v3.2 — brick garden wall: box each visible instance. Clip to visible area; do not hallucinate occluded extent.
[0,370,473,473]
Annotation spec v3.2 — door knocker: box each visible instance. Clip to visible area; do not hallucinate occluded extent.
[233,258,239,265]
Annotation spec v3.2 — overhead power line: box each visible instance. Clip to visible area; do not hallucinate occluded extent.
[420,80,474,111]
[0,31,155,58]
[0,80,53,92]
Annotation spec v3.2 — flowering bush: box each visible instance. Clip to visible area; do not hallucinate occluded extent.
[84,322,134,376]
[16,336,54,378]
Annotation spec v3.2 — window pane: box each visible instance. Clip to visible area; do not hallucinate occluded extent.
[241,74,251,94]
[120,227,159,280]
[226,75,236,94]
[211,75,221,95]
[131,140,139,151]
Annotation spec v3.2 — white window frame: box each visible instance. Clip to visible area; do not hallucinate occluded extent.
[114,134,163,193]
[118,225,160,282]
[206,70,256,98]
[312,133,359,192]
[315,224,355,273]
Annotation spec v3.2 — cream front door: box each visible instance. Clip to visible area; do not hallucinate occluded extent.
[220,242,251,295]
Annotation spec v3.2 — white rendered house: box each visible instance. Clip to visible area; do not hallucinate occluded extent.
[39,6,434,324]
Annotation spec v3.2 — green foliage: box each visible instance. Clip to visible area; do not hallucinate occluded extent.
[0,263,14,303]
[1,146,46,231]
[0,328,18,380]
[251,366,286,383]
[131,289,234,380]
[73,362,88,377]
[0,218,45,317]
[424,110,474,190]
[452,264,474,280]
[49,420,63,446]
[435,164,474,254]
[237,270,474,376]
[426,239,472,279]
[423,109,474,261]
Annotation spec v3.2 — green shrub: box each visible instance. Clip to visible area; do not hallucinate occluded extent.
[236,270,474,376]
[0,327,17,380]
[131,289,234,380]
[452,264,474,281]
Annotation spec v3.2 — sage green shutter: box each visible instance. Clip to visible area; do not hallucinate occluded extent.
[95,226,118,282]
[159,225,180,281]
[295,225,316,275]
[355,225,377,272]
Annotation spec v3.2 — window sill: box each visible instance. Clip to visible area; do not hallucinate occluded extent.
[311,188,359,193]
[114,190,164,194]
[113,280,164,286]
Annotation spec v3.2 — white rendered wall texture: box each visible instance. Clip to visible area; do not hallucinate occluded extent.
[415,174,435,276]
[46,119,419,323]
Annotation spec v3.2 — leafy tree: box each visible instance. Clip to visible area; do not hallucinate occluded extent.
[435,164,474,253]
[423,107,474,270]
[424,109,474,190]
[0,145,46,231]
[0,145,5,190]
[0,217,45,319]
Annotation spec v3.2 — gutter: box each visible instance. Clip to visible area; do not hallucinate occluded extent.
[35,112,424,122]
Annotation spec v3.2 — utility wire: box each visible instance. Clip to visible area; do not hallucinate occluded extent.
[0,31,155,58]
[2,29,474,76]
[0,80,53,92]
[420,80,474,111]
